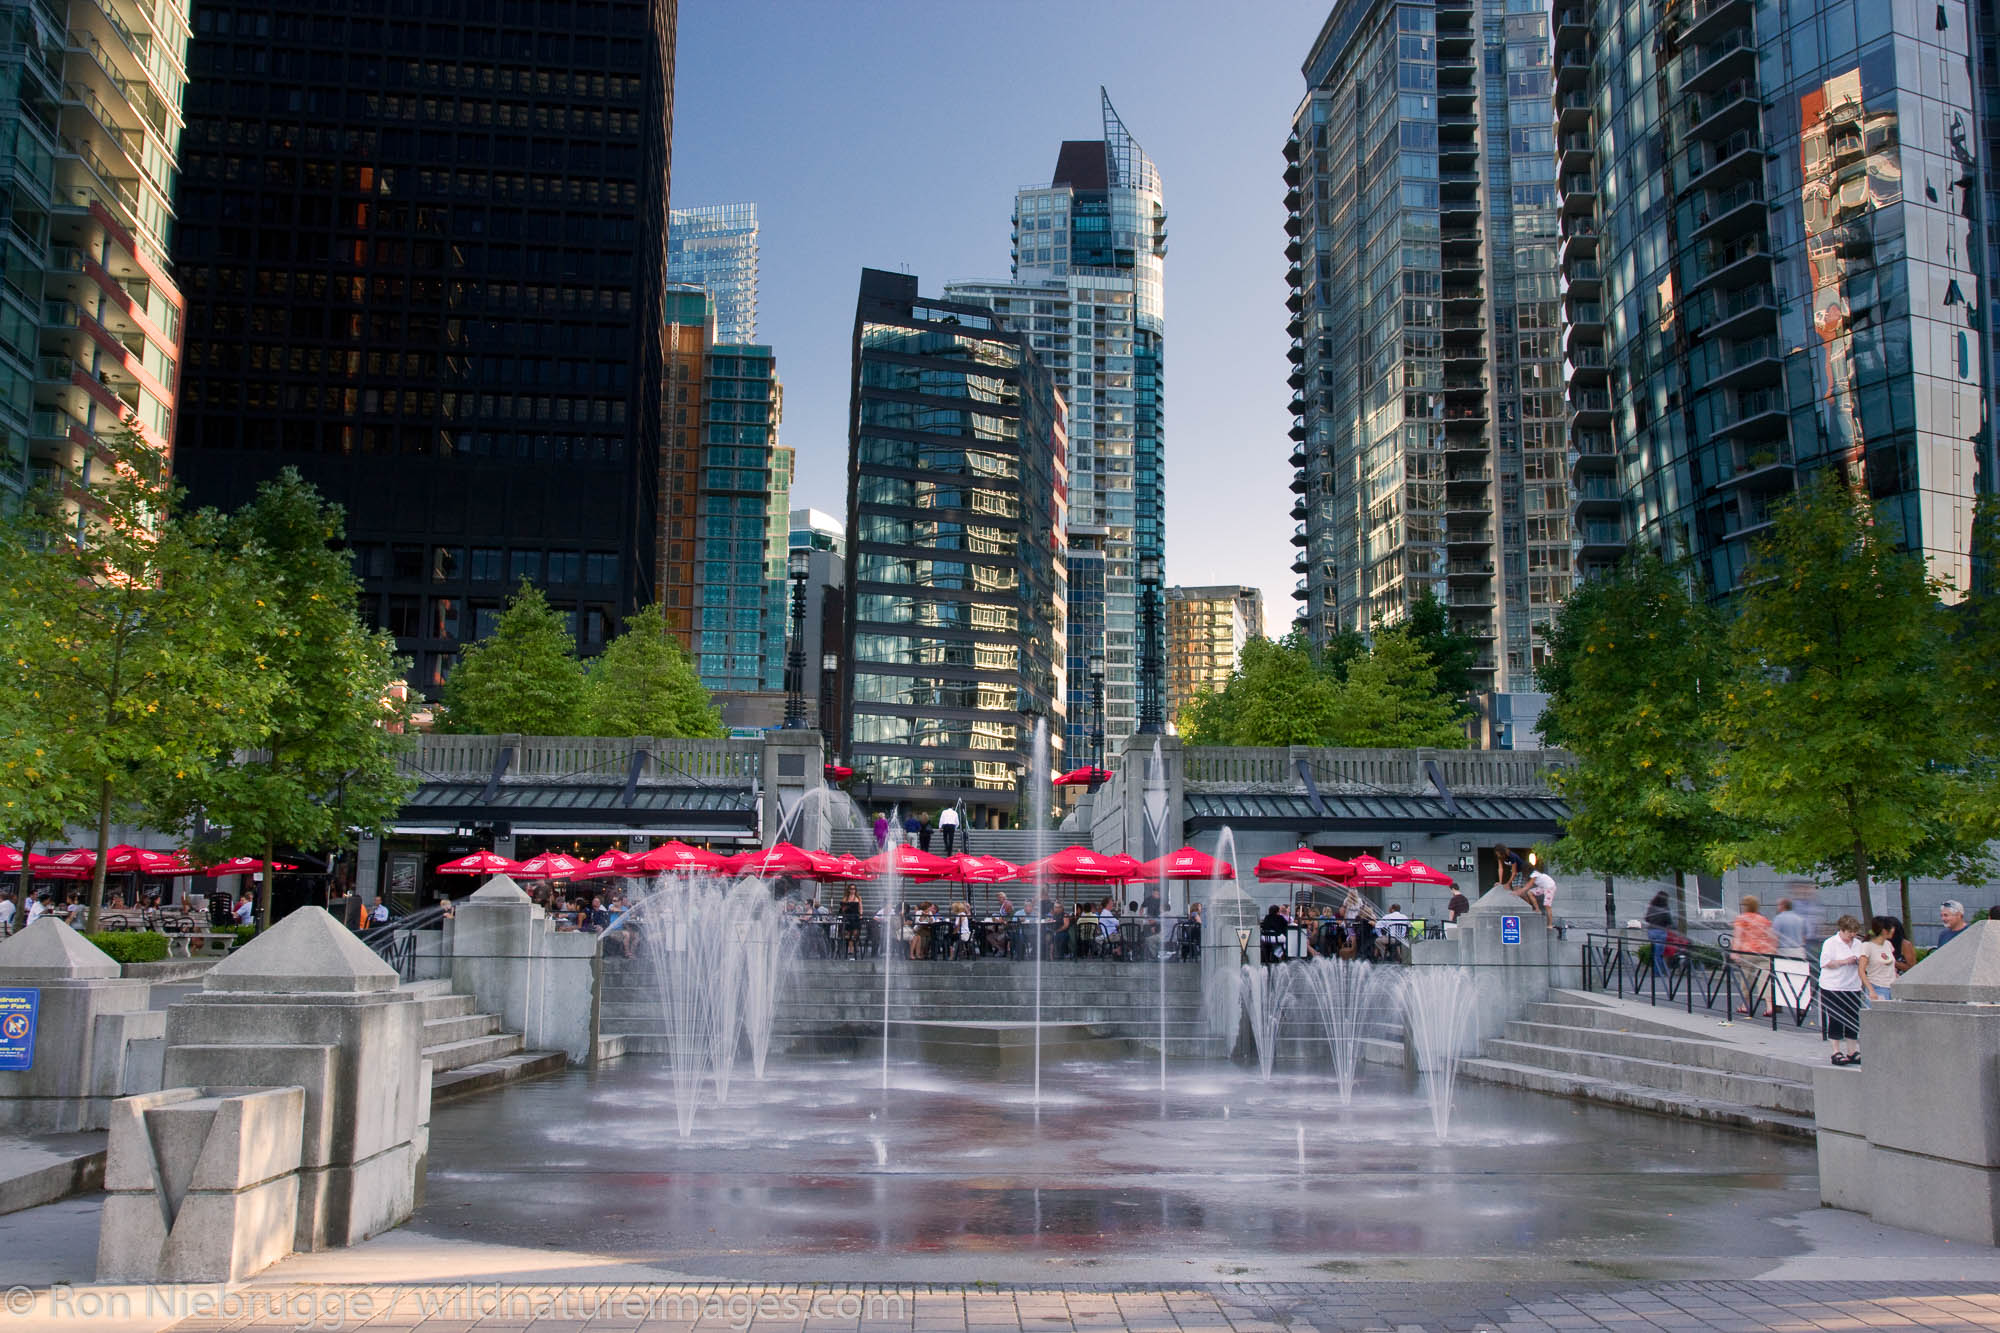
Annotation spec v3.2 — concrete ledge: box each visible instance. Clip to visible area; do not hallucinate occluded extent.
[123,958,220,983]
[0,1133,106,1215]
[1865,1141,2000,1246]
[1460,1056,1816,1139]
[430,1049,567,1103]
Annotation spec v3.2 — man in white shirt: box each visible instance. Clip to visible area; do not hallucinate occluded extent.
[937,805,961,856]
[233,894,256,927]
[1378,904,1412,939]
[1097,903,1120,959]
[0,891,15,935]
[1525,868,1557,926]
[370,898,390,927]
[24,894,46,926]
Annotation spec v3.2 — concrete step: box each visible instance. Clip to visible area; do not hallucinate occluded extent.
[423,1032,524,1073]
[1480,1038,1812,1114]
[1500,1018,1816,1082]
[1460,1056,1816,1139]
[422,1012,503,1047]
[430,1049,567,1102]
[416,991,477,1022]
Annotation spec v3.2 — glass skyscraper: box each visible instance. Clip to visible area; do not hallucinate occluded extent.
[0,0,190,518]
[668,202,757,344]
[1289,0,1569,691]
[1563,0,1990,598]
[947,89,1166,763]
[697,343,787,692]
[169,0,678,696]
[843,268,1067,823]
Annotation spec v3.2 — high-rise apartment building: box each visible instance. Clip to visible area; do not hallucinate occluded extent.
[698,344,787,693]
[1288,1,1569,689]
[169,1,678,695]
[667,202,757,345]
[843,269,1067,822]
[1165,585,1264,725]
[0,0,189,517]
[1562,0,1990,597]
[659,283,712,652]
[946,89,1166,764]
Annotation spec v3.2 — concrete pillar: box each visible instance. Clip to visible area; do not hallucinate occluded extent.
[761,728,827,848]
[1110,732,1183,867]
[1412,885,1555,1032]
[1816,921,2000,1245]
[0,919,163,1132]
[449,875,599,1064]
[160,907,429,1251]
[355,832,382,901]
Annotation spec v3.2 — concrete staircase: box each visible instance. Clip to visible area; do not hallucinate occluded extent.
[1460,991,1817,1138]
[827,829,1054,861]
[400,979,566,1101]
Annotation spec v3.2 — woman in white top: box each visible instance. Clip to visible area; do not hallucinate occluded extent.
[1818,914,1867,1066]
[1860,916,1898,1003]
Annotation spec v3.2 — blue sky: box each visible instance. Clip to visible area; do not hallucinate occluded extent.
[670,0,1330,631]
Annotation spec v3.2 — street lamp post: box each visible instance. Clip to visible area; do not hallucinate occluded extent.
[818,651,840,741]
[784,547,810,728]
[1089,653,1106,771]
[1137,553,1163,732]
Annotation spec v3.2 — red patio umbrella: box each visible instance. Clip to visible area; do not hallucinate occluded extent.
[857,844,953,881]
[1394,859,1458,886]
[0,848,56,875]
[40,849,97,879]
[513,851,587,881]
[576,848,643,880]
[1052,766,1114,787]
[943,853,1020,884]
[1343,853,1404,887]
[1253,848,1356,884]
[1036,845,1137,882]
[436,850,524,876]
[733,842,822,879]
[201,857,299,877]
[824,764,855,783]
[633,841,728,874]
[835,853,876,881]
[1137,847,1235,881]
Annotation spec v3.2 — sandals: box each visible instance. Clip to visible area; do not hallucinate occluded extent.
[1831,1052,1862,1067]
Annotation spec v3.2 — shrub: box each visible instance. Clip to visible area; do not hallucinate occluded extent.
[84,931,169,964]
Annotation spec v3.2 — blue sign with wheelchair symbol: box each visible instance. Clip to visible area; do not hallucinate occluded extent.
[0,989,37,1071]
[1501,916,1521,945]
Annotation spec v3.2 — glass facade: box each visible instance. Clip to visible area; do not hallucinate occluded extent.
[843,269,1067,821]
[947,90,1167,761]
[169,0,678,695]
[1289,0,1566,691]
[1572,0,1989,599]
[0,0,189,522]
[1165,584,1264,723]
[697,343,786,692]
[667,201,757,344]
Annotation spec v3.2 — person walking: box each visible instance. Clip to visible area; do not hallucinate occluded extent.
[1730,895,1777,1017]
[1643,890,1673,977]
[937,804,960,856]
[917,813,934,854]
[1938,900,1971,947]
[1819,915,1867,1065]
[1771,897,1808,959]
[1861,916,1899,1003]
[871,811,889,851]
[0,889,14,937]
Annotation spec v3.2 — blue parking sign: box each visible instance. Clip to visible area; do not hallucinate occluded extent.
[0,989,36,1071]
[1501,916,1521,945]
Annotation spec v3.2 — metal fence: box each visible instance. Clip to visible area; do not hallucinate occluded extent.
[1580,931,1821,1031]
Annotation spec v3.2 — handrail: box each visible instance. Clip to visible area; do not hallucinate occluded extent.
[1579,930,1821,1031]
[360,903,448,980]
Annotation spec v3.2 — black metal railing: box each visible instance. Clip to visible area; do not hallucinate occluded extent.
[359,904,448,981]
[1581,931,1820,1030]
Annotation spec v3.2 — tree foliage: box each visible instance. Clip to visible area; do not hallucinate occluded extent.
[584,604,724,738]
[1536,554,1737,923]
[1403,587,1484,708]
[1179,627,1468,749]
[146,471,414,924]
[0,427,281,929]
[1713,473,1964,920]
[436,581,588,735]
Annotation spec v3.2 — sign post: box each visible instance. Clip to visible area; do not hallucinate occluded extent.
[1501,915,1522,946]
[0,988,38,1071]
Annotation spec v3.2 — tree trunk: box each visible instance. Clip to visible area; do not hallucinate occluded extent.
[259,828,276,931]
[17,828,38,923]
[1900,875,1912,929]
[1673,869,1689,932]
[87,778,113,934]
[1852,839,1874,922]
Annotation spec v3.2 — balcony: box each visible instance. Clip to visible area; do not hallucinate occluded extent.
[1555,7,1589,37]
[1447,588,1496,608]
[1680,28,1756,93]
[1575,520,1626,553]
[1293,579,1311,602]
[1285,235,1303,263]
[1289,470,1309,494]
[1564,257,1602,297]
[1290,524,1309,548]
[1569,387,1612,420]
[1710,388,1788,439]
[1445,526,1492,548]
[1558,91,1592,132]
[1697,334,1783,390]
[1683,128,1764,194]
[1690,233,1769,294]
[1442,281,1484,306]
[1289,444,1307,469]
[1712,441,1793,490]
[1290,497,1309,521]
[1559,132,1593,174]
[1682,78,1762,141]
[1680,0,1752,48]
[1443,339,1484,364]
[1446,560,1495,580]
[1573,477,1622,511]
[1567,345,1609,380]
[1688,282,1780,340]
[1560,173,1597,213]
[1569,430,1615,457]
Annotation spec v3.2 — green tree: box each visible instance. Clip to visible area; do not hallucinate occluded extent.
[1329,627,1470,748]
[148,472,415,926]
[1179,631,1342,746]
[0,427,280,930]
[1948,494,2000,856]
[436,580,587,735]
[1403,586,1483,708]
[583,605,723,737]
[0,686,94,908]
[1537,553,1737,927]
[1716,472,1963,921]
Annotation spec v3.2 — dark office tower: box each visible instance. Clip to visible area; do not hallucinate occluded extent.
[843,269,1067,824]
[169,0,678,695]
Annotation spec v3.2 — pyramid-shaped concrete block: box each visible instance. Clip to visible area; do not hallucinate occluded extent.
[468,874,530,902]
[1465,885,1524,916]
[203,906,398,994]
[0,916,122,980]
[1898,920,2000,1003]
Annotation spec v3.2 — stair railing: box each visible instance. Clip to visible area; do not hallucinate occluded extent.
[1581,931,1820,1032]
[360,904,450,981]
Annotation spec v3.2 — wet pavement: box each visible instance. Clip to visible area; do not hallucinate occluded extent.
[408,1055,1817,1284]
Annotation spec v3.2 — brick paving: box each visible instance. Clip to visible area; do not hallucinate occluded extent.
[143,1281,2000,1332]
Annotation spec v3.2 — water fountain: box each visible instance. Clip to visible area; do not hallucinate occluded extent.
[1237,957,1294,1082]
[878,808,902,1093]
[1295,956,1385,1105]
[1027,717,1051,1109]
[1199,828,1250,1050]
[1150,738,1168,1092]
[1396,966,1483,1140]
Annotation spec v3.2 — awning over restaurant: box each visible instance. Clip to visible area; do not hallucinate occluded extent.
[393,780,758,835]
[1184,791,1567,837]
